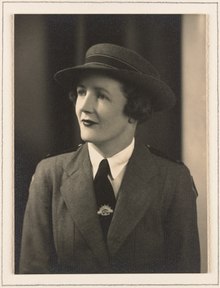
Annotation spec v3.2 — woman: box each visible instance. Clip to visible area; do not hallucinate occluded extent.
[19,43,200,273]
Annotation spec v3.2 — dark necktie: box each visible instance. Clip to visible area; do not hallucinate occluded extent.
[94,159,116,240]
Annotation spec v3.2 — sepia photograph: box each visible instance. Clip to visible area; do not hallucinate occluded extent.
[1,1,219,287]
[15,13,206,273]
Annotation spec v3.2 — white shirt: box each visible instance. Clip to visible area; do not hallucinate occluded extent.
[88,139,135,198]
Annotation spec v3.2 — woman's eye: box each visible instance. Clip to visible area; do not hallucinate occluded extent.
[77,88,86,96]
[97,93,108,100]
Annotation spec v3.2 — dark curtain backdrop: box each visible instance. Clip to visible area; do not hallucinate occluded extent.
[15,15,181,273]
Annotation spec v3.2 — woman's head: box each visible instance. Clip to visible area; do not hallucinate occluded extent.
[73,73,139,156]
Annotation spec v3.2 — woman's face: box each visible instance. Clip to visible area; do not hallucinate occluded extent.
[75,74,136,155]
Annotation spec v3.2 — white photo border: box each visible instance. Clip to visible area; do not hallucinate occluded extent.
[1,1,219,287]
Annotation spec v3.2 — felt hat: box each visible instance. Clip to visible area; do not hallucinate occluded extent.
[54,43,176,111]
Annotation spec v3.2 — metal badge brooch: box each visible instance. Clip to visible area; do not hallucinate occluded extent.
[97,205,114,216]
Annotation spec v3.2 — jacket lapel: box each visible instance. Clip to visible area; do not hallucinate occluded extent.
[107,142,160,256]
[60,144,109,267]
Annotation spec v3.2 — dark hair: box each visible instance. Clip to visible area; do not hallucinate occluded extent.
[68,72,152,124]
[120,81,152,123]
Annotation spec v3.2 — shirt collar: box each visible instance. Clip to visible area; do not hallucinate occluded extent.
[88,138,135,179]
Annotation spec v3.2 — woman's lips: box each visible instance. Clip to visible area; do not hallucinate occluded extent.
[81,119,98,126]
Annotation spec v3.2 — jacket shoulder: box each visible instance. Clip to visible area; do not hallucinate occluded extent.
[44,144,84,159]
[146,144,184,166]
[146,145,198,197]
[36,144,84,172]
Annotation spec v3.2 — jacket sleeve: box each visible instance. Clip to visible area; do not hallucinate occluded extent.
[163,165,201,273]
[19,160,57,274]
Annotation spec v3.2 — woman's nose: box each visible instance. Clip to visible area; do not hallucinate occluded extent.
[79,92,95,113]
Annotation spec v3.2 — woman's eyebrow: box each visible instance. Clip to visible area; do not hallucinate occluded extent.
[77,83,110,95]
[93,86,110,94]
[76,84,85,88]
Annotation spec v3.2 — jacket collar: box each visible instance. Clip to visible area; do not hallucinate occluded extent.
[60,144,110,268]
[107,141,160,256]
[60,141,160,263]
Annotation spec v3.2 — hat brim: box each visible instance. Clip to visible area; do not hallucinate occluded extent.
[54,63,176,112]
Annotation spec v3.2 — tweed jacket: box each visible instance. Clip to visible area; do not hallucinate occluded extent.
[19,142,200,274]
